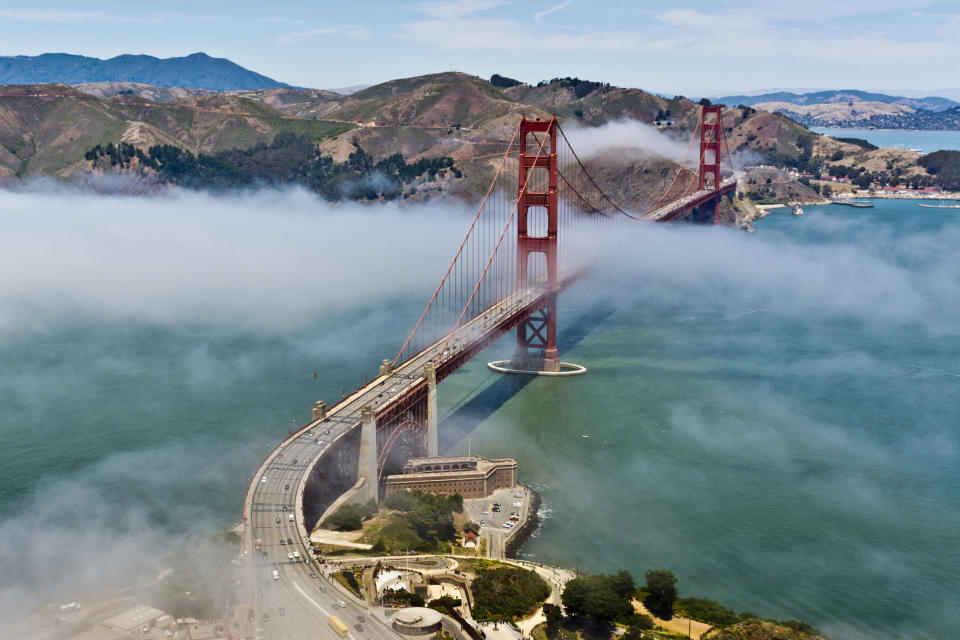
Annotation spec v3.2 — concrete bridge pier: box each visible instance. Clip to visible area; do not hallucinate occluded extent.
[311,401,327,421]
[425,362,438,457]
[357,404,379,503]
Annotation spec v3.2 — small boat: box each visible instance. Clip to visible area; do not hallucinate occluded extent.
[581,434,589,439]
[791,204,804,216]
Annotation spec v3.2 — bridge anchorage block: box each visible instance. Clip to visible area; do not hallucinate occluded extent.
[311,401,327,421]
[379,359,393,377]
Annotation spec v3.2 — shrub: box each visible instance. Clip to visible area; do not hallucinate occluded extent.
[471,565,550,622]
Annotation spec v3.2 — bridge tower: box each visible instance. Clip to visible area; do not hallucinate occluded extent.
[514,116,560,372]
[699,105,724,224]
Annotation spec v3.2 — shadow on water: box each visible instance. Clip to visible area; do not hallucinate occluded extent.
[437,298,620,450]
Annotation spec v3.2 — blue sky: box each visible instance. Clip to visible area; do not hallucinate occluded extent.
[1,0,958,97]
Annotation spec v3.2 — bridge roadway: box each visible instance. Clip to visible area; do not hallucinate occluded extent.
[242,273,581,640]
[645,178,737,222]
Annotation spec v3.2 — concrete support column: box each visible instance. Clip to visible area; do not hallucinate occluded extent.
[358,404,379,503]
[379,359,393,377]
[424,362,438,457]
[311,401,327,422]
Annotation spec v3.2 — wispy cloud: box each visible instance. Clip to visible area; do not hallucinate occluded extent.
[414,0,507,19]
[398,18,689,54]
[278,27,370,44]
[0,9,161,23]
[534,0,574,23]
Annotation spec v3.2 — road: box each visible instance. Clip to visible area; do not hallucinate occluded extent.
[645,178,737,222]
[243,277,579,639]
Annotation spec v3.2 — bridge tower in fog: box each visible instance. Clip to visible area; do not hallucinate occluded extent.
[514,116,561,372]
[699,105,724,224]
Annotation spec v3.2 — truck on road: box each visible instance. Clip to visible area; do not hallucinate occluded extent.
[329,615,349,637]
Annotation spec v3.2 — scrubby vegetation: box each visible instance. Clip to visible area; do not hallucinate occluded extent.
[328,500,379,531]
[471,564,551,622]
[362,491,464,553]
[705,618,826,640]
[830,136,878,150]
[84,133,458,201]
[675,597,756,627]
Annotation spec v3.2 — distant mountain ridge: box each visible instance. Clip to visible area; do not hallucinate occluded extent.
[0,52,290,91]
[716,89,958,112]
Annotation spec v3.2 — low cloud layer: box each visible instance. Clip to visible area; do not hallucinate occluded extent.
[560,119,693,165]
[0,187,470,337]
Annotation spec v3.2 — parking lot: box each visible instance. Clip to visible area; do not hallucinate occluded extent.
[463,485,530,558]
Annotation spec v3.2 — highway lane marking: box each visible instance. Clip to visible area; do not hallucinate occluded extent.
[292,582,359,640]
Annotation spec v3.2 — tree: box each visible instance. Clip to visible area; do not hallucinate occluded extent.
[853,172,873,189]
[561,574,634,626]
[543,603,562,633]
[610,569,635,600]
[643,570,678,618]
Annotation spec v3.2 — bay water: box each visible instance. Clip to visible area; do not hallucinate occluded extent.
[0,192,957,640]
[811,126,960,154]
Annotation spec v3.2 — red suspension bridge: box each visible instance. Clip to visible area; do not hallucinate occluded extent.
[241,106,738,632]
[244,103,737,539]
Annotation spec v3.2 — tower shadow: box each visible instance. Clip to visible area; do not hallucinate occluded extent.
[437,298,620,451]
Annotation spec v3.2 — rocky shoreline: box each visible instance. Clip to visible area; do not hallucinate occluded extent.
[504,488,542,558]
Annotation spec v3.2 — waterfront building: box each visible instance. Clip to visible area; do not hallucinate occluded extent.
[383,455,517,499]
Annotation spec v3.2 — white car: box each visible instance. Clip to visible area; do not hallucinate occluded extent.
[260,477,268,483]
[287,553,294,560]
[337,600,346,608]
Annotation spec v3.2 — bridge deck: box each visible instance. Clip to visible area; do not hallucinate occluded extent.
[645,178,737,222]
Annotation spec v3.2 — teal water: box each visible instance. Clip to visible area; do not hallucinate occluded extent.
[811,126,960,154]
[0,195,957,639]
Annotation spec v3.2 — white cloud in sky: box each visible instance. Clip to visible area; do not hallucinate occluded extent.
[0,9,160,23]
[414,0,507,19]
[534,0,574,24]
[278,27,370,44]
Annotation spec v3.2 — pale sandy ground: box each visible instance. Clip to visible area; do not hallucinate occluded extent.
[309,528,372,549]
[633,600,712,640]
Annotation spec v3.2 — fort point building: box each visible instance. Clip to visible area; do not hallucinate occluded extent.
[383,455,517,499]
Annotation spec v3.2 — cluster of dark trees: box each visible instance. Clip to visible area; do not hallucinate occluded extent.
[470,565,550,622]
[560,569,648,627]
[558,568,823,638]
[535,76,610,98]
[919,150,960,190]
[84,133,459,201]
[490,73,522,88]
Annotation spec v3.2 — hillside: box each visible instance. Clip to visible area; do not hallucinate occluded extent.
[754,100,915,124]
[718,89,958,112]
[0,84,353,177]
[73,82,215,103]
[0,52,290,91]
[0,71,936,212]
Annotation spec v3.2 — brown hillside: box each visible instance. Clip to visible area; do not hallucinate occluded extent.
[73,82,213,103]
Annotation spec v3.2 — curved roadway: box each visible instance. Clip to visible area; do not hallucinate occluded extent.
[242,281,569,640]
